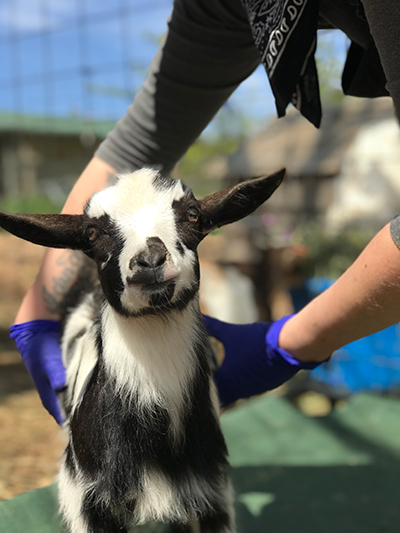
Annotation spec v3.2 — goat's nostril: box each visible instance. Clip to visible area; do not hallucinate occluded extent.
[134,250,167,270]
[136,256,151,269]
[154,252,167,267]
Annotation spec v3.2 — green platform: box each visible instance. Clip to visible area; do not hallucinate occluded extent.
[1,393,399,533]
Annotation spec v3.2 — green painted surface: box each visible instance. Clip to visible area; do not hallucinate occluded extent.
[221,393,400,533]
[1,393,399,532]
[0,484,60,533]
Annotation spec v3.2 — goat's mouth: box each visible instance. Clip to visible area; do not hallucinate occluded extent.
[126,266,178,287]
[141,279,175,293]
[126,276,176,304]
[143,280,176,306]
[126,276,175,290]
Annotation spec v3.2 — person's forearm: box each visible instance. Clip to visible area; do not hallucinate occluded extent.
[279,222,400,362]
[61,156,117,216]
[14,157,117,324]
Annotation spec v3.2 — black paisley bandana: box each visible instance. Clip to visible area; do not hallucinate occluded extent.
[242,0,321,127]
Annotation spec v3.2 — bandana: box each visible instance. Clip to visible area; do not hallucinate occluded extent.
[242,0,321,127]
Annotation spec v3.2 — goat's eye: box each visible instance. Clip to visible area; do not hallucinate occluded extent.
[186,207,199,223]
[86,226,100,242]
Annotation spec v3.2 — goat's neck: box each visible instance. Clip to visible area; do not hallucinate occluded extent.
[101,300,205,412]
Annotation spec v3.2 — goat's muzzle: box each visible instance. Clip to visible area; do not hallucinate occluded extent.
[126,238,178,291]
[126,266,167,286]
[126,269,176,307]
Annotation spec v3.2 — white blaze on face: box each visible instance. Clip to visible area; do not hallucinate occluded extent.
[129,204,159,242]
[86,169,198,313]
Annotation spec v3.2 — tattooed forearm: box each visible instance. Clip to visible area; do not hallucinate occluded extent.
[107,171,118,187]
[42,250,98,318]
[43,177,116,318]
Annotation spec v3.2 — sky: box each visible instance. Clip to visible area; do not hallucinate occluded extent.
[0,0,349,137]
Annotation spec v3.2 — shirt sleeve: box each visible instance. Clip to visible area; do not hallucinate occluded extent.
[95,0,260,174]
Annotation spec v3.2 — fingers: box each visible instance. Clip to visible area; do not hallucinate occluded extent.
[32,372,65,425]
[44,355,66,392]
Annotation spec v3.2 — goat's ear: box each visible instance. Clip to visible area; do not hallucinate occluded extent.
[0,212,86,249]
[199,169,285,235]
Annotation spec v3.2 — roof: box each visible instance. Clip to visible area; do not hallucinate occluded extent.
[0,112,116,138]
[218,97,397,180]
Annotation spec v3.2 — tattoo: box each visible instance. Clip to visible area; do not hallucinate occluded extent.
[107,172,118,187]
[43,250,98,319]
[43,176,117,318]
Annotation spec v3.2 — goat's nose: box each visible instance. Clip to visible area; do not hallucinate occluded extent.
[133,249,167,270]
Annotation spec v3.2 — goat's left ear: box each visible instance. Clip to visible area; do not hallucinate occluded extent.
[0,212,86,249]
[199,168,285,235]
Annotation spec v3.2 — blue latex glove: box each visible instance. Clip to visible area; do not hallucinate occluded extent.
[9,320,66,424]
[203,314,322,407]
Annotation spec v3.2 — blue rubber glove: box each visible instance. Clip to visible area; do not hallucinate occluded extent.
[9,320,66,424]
[203,314,322,407]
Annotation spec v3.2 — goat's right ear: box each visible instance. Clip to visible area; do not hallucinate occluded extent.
[0,212,86,249]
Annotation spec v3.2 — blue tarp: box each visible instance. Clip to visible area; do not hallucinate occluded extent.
[290,278,400,393]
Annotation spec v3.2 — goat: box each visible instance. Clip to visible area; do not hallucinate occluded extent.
[0,168,284,533]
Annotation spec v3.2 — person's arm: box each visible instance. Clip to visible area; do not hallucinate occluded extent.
[282,0,400,359]
[11,157,116,424]
[206,221,400,407]
[279,222,400,361]
[15,157,116,324]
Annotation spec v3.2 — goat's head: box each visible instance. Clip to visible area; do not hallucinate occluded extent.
[0,168,284,316]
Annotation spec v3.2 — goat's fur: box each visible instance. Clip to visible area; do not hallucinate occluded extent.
[0,168,284,533]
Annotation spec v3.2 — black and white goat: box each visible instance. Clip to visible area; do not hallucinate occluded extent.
[0,168,284,533]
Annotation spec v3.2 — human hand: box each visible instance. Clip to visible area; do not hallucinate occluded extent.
[9,320,66,424]
[203,314,322,407]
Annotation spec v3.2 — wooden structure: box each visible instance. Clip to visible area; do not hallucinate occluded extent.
[0,113,115,199]
[210,97,398,226]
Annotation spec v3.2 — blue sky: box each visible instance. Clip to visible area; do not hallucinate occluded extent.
[0,0,173,119]
[0,0,348,136]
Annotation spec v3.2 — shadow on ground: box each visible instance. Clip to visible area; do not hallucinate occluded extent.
[226,393,400,533]
[233,462,397,533]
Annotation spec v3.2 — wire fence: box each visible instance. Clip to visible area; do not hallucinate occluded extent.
[0,0,172,123]
[0,0,173,200]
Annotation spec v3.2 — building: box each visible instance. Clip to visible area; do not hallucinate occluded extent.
[0,113,115,202]
[214,97,400,232]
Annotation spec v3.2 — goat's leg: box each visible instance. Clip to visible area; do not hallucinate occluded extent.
[198,508,235,533]
[59,461,89,533]
[166,509,234,533]
[59,461,127,533]
[199,479,236,533]
[166,522,196,533]
[81,493,128,533]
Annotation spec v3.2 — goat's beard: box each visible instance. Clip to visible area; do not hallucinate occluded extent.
[146,282,176,308]
[118,278,198,318]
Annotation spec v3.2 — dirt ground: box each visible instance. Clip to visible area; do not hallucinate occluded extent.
[0,234,65,500]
